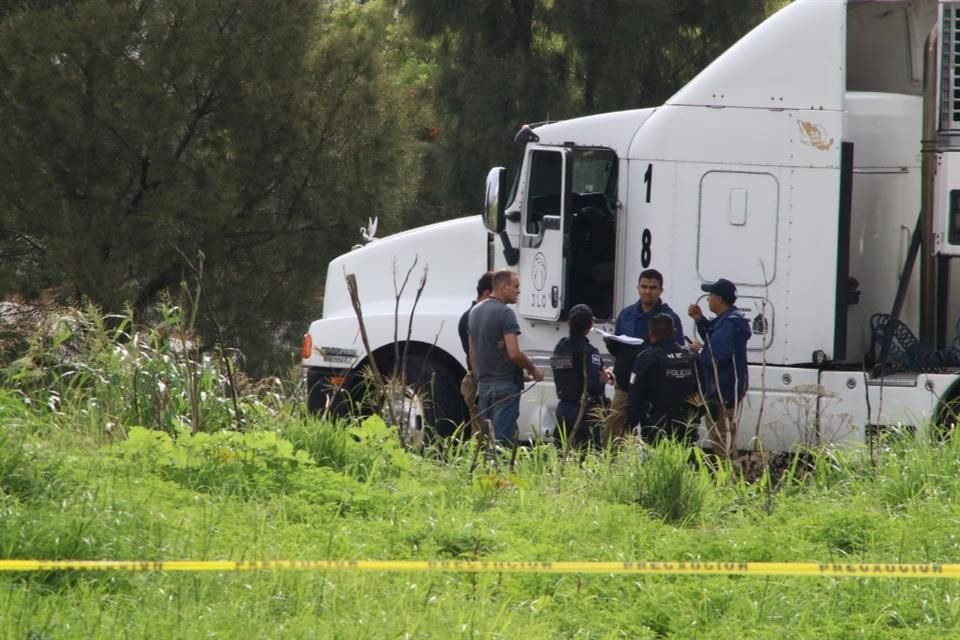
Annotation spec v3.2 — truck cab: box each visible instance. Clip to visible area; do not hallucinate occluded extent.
[304,0,960,449]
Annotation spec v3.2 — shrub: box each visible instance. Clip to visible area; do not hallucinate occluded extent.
[598,439,714,525]
[115,426,314,499]
[284,415,411,481]
[1,303,303,437]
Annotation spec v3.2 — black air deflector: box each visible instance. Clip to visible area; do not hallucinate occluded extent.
[833,141,854,362]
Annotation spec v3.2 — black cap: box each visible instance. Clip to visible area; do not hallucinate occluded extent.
[701,278,737,304]
[568,304,594,333]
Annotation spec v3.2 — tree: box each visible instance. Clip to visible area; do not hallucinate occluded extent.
[401,0,576,217]
[0,0,423,373]
[401,0,775,216]
[550,0,771,112]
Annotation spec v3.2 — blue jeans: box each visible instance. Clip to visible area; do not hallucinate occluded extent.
[477,381,521,444]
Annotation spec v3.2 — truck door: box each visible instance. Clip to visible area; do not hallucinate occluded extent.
[518,147,571,320]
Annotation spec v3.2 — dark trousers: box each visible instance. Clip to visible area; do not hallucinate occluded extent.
[638,415,699,447]
[555,399,604,449]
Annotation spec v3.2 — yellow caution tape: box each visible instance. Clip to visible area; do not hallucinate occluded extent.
[0,559,957,578]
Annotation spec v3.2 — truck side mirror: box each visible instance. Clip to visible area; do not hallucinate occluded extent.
[484,167,507,233]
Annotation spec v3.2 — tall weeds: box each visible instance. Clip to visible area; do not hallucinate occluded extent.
[1,303,298,437]
[596,440,716,525]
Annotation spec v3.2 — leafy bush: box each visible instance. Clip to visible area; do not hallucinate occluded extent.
[285,415,411,481]
[116,426,314,499]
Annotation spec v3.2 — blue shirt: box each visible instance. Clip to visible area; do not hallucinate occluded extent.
[695,307,751,407]
[613,299,685,345]
[608,299,685,390]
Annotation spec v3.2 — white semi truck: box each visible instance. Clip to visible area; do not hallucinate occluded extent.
[302,0,960,449]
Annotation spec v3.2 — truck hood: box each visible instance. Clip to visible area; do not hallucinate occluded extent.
[321,215,489,320]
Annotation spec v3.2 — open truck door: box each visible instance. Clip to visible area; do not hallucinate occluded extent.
[518,146,572,321]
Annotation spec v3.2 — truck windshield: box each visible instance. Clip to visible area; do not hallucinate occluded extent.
[572,148,617,200]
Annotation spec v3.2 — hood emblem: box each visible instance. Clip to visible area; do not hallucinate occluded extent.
[352,216,380,250]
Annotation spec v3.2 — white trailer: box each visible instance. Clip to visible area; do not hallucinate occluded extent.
[302,0,960,449]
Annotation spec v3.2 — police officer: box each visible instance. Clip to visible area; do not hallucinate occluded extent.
[626,314,701,446]
[551,304,610,449]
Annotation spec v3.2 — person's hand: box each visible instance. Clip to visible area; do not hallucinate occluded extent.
[530,367,544,382]
[603,367,615,383]
[688,339,703,354]
[687,304,703,321]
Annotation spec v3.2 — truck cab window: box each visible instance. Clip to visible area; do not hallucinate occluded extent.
[526,150,563,234]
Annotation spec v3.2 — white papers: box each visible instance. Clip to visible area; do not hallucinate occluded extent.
[593,328,645,346]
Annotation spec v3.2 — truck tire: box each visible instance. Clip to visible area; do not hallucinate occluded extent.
[305,366,328,414]
[306,366,360,416]
[307,353,467,441]
[379,353,467,441]
[933,390,960,439]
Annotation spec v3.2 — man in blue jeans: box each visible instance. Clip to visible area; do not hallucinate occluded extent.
[468,269,543,444]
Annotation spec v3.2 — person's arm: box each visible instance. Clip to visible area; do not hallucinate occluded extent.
[606,308,627,356]
[696,318,711,341]
[468,335,478,375]
[504,332,544,381]
[704,318,736,365]
[458,310,470,358]
[586,350,605,397]
[688,318,708,354]
[687,304,710,341]
[614,308,626,336]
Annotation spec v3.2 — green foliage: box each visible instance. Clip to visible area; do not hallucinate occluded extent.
[402,0,575,216]
[0,390,39,500]
[402,0,773,215]
[285,414,412,481]
[0,0,786,375]
[9,308,960,637]
[0,0,424,374]
[598,439,715,525]
[815,508,886,556]
[0,389,77,504]
[116,426,313,499]
[874,426,960,508]
[549,0,771,111]
[2,304,300,436]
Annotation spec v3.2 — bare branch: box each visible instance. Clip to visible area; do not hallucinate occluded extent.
[345,270,395,428]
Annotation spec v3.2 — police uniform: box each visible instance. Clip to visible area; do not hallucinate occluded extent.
[626,341,700,446]
[551,334,606,448]
[606,299,685,443]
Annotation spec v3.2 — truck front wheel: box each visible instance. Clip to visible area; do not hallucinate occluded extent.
[377,353,467,442]
[305,354,468,441]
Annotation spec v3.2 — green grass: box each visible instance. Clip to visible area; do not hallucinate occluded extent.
[3,307,960,638]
